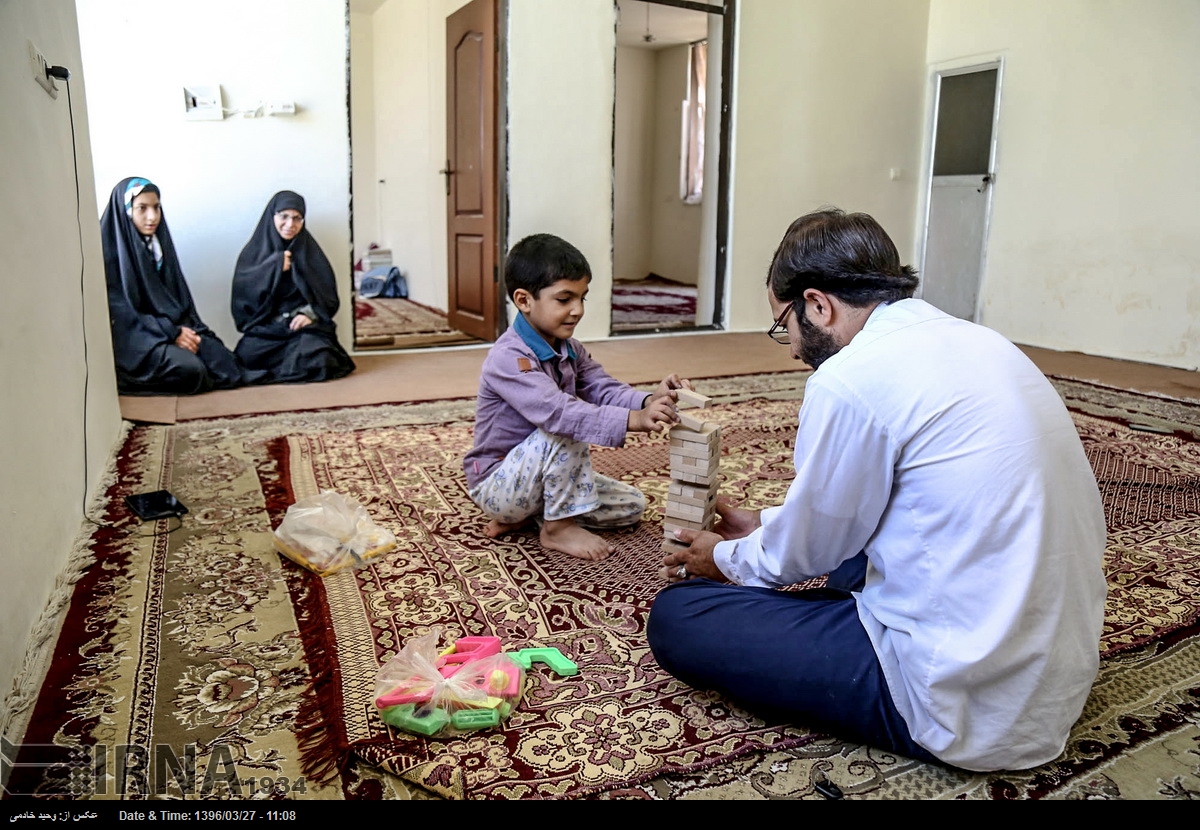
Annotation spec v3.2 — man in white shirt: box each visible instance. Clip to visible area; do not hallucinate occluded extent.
[649,209,1107,771]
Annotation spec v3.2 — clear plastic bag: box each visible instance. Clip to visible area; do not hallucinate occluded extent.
[374,629,524,737]
[273,490,395,576]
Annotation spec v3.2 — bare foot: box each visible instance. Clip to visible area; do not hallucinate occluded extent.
[540,518,615,562]
[484,518,531,538]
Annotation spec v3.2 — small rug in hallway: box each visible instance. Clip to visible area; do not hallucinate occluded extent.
[5,373,1200,800]
[611,278,697,332]
[354,296,479,349]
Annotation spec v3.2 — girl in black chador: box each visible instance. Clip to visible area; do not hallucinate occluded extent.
[100,177,243,395]
[231,191,355,385]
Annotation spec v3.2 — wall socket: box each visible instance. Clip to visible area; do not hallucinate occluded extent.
[28,39,58,99]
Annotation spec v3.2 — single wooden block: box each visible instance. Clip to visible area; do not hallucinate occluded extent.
[670,422,720,444]
[676,389,711,409]
[677,410,707,431]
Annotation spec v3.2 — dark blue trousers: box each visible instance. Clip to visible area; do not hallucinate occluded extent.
[647,554,940,764]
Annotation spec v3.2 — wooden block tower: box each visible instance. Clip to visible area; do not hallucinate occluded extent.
[663,390,720,551]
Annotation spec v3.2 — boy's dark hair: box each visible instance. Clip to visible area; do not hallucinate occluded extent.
[505,234,592,299]
[767,208,919,307]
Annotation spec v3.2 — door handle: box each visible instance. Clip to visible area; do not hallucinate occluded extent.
[439,160,456,195]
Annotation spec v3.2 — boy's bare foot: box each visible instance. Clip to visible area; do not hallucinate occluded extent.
[540,518,614,562]
[484,518,532,538]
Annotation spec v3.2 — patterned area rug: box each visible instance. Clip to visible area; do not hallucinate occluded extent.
[611,279,698,332]
[353,296,479,349]
[6,373,1200,800]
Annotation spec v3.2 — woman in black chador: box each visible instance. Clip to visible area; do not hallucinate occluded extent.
[100,177,243,395]
[231,191,355,385]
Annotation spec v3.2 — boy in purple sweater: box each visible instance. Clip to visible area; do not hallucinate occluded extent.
[464,234,691,561]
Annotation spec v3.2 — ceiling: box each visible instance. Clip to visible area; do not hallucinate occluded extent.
[350,1,714,51]
[616,0,712,50]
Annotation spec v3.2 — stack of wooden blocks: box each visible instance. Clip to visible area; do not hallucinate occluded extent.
[663,389,720,553]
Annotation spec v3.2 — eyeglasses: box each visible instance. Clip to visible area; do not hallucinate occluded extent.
[767,301,795,344]
[275,212,304,224]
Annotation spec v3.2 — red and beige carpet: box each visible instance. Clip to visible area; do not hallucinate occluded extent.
[353,297,480,350]
[611,278,698,333]
[8,373,1200,800]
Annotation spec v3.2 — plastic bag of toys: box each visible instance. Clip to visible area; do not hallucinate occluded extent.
[373,629,525,737]
[273,490,395,576]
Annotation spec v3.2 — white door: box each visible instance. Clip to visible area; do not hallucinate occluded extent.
[920,65,1000,321]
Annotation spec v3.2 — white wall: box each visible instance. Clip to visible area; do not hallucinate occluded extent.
[76,0,353,351]
[614,46,655,284]
[648,44,702,286]
[507,0,617,340]
[0,0,123,733]
[926,0,1200,370]
[725,0,932,333]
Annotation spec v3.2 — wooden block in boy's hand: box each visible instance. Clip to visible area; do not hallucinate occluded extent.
[675,388,711,409]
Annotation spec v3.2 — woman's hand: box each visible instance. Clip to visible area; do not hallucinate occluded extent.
[282,250,293,272]
[174,326,201,354]
[289,313,313,332]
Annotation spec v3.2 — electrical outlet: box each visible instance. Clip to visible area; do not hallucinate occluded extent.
[28,39,57,99]
[182,85,224,121]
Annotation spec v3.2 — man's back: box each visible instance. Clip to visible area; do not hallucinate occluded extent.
[814,299,1107,769]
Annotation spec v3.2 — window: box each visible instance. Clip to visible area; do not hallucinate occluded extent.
[681,40,707,204]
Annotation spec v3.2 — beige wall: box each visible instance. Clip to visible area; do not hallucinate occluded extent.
[615,46,656,284]
[0,0,123,733]
[725,0,932,332]
[926,0,1200,369]
[648,44,703,286]
[507,0,617,339]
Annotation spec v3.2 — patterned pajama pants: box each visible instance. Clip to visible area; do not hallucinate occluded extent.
[468,428,645,528]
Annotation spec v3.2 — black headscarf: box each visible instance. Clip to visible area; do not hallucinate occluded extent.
[231,191,340,332]
[99,176,208,374]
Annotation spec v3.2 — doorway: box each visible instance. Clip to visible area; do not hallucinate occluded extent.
[919,63,1001,322]
[612,0,732,335]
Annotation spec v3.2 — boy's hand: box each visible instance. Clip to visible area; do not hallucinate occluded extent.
[655,373,694,401]
[629,395,678,434]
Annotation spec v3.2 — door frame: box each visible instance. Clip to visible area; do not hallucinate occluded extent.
[917,56,1004,323]
[609,0,735,336]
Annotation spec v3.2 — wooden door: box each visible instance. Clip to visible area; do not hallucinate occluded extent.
[445,0,498,341]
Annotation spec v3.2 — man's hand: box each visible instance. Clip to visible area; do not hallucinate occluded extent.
[289,313,314,332]
[629,394,679,434]
[712,496,762,540]
[174,326,201,354]
[660,528,730,584]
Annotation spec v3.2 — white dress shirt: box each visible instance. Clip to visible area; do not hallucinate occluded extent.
[715,299,1107,771]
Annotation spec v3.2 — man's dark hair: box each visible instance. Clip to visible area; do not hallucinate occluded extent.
[766,208,919,307]
[505,233,592,299]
